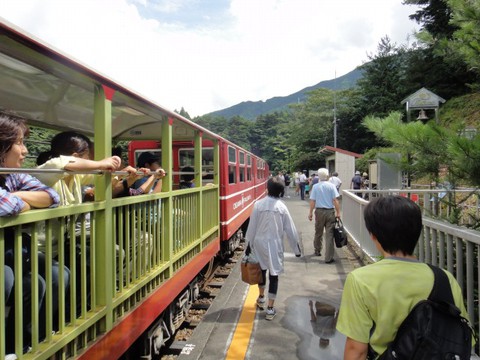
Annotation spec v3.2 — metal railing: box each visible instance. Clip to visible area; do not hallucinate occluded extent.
[342,189,480,343]
[0,179,219,359]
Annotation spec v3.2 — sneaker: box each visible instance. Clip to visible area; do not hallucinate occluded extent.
[6,354,18,360]
[256,296,266,310]
[265,307,276,320]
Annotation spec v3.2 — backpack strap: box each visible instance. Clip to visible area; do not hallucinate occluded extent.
[427,264,477,342]
[427,264,455,305]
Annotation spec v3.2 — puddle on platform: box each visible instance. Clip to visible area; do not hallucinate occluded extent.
[282,295,346,360]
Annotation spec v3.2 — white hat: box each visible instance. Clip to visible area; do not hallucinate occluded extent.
[355,171,360,175]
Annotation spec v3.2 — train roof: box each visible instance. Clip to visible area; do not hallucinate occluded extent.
[0,18,220,142]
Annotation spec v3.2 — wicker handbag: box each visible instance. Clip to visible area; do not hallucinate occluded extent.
[241,245,263,285]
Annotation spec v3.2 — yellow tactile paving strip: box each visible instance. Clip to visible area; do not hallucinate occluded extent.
[225,285,257,359]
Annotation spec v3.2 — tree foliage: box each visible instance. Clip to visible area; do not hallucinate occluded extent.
[404,0,479,95]
[363,111,480,187]
[446,0,480,77]
[286,88,337,170]
[24,126,56,168]
[250,112,291,171]
[176,107,192,120]
[193,114,229,135]
[363,112,447,181]
[404,0,458,39]
[223,116,252,150]
[357,36,410,117]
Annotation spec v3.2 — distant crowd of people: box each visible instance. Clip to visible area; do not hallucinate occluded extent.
[272,169,343,201]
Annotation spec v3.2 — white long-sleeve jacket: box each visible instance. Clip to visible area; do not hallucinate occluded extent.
[245,196,301,275]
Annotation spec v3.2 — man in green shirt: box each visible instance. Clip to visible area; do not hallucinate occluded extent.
[336,195,471,359]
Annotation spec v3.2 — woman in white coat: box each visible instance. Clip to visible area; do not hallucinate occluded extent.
[245,176,302,320]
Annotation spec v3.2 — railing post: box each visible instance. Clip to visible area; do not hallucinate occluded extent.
[195,131,203,240]
[162,118,173,270]
[93,84,114,331]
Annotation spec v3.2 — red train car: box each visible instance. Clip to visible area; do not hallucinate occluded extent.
[128,137,269,255]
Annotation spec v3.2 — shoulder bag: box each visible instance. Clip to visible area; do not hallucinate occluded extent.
[334,218,348,248]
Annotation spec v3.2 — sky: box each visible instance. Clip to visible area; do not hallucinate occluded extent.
[1,0,420,117]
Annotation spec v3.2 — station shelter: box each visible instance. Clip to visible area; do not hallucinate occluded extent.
[318,146,363,194]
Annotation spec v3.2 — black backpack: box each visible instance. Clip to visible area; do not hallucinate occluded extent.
[371,264,475,360]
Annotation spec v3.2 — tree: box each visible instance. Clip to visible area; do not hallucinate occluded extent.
[403,46,474,99]
[287,89,336,170]
[357,36,409,118]
[25,126,56,168]
[446,0,480,77]
[250,112,291,171]
[403,0,479,95]
[363,112,447,182]
[363,111,480,187]
[193,114,229,136]
[224,116,252,150]
[404,0,458,39]
[176,107,192,120]
[335,88,379,153]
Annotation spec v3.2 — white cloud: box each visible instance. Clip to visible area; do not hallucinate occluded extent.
[1,0,420,117]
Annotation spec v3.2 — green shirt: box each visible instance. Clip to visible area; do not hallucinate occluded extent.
[336,258,470,355]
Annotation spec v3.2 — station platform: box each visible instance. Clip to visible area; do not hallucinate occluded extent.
[178,193,362,360]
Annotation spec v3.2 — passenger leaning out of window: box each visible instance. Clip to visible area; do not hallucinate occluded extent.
[0,115,64,354]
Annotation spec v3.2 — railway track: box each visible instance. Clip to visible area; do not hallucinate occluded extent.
[159,245,245,359]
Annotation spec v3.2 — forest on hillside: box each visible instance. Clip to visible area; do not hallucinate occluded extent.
[178,0,480,188]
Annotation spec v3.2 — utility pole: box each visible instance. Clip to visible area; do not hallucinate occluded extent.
[333,71,337,148]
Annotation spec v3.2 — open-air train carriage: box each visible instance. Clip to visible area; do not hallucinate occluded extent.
[0,18,268,360]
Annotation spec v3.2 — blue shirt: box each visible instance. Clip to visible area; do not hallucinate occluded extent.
[309,180,339,209]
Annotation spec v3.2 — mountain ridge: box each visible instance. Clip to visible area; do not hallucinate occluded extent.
[205,67,362,120]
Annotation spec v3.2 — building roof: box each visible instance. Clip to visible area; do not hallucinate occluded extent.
[401,87,446,110]
[318,145,363,158]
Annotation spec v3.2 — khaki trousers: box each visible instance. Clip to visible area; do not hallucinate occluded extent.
[313,208,336,262]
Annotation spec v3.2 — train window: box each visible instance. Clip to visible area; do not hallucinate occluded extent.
[179,148,215,182]
[229,164,236,184]
[247,155,252,181]
[239,152,245,182]
[239,166,245,182]
[179,148,213,166]
[135,149,161,167]
[228,146,237,184]
[258,160,264,179]
[202,148,214,181]
[179,148,194,167]
[228,146,236,163]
